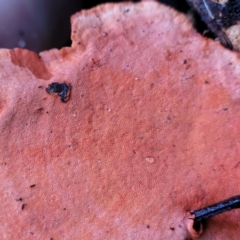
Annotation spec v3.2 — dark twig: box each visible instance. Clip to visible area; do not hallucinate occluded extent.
[186,0,237,50]
[190,195,240,223]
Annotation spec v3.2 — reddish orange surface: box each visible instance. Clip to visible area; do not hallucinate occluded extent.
[1,2,240,239]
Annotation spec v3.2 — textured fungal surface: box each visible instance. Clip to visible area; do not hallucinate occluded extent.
[1,2,240,239]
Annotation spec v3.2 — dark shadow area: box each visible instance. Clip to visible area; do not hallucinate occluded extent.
[0,0,212,52]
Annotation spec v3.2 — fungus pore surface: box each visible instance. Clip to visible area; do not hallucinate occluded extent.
[1,2,240,239]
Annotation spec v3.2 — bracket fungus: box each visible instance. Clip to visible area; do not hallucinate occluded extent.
[1,1,240,239]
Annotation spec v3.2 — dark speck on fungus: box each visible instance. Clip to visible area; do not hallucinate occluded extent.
[46,82,71,102]
[21,203,27,210]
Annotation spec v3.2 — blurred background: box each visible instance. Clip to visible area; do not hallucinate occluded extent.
[0,0,193,52]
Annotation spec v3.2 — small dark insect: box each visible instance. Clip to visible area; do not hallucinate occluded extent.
[189,195,240,231]
[186,0,240,51]
[21,203,27,210]
[30,184,36,188]
[46,82,71,102]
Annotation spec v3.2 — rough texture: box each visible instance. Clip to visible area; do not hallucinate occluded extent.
[1,1,240,239]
